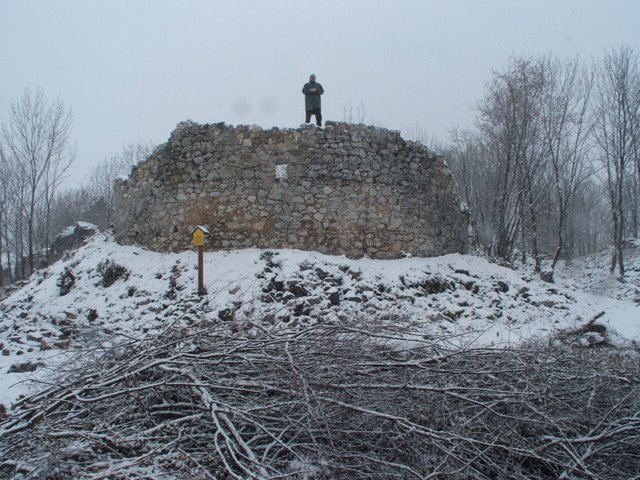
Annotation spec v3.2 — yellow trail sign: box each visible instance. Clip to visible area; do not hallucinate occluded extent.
[191,225,209,247]
[192,229,205,246]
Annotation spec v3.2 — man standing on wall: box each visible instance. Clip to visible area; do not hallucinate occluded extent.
[302,74,324,126]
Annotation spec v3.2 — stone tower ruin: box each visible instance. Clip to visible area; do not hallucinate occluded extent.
[114,121,468,259]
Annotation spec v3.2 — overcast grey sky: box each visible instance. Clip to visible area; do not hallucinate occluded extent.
[1,0,639,184]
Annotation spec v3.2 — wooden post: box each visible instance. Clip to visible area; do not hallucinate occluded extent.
[197,244,205,295]
[191,226,209,296]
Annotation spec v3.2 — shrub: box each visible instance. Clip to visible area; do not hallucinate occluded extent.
[96,259,130,287]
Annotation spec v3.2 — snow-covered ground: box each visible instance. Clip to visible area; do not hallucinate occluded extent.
[1,231,639,414]
[552,239,640,341]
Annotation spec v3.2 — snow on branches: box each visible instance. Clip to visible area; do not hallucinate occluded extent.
[1,318,639,479]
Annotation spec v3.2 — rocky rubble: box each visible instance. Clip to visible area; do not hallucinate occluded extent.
[1,233,635,414]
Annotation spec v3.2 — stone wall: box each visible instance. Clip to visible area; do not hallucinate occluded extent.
[114,121,468,259]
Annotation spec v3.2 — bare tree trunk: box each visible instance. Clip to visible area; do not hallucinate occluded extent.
[609,188,619,274]
[0,233,3,288]
[615,164,625,279]
[27,195,35,275]
[550,206,564,272]
[0,199,4,288]
[15,215,25,280]
[529,199,541,273]
[3,230,11,285]
[635,139,640,237]
[632,173,639,238]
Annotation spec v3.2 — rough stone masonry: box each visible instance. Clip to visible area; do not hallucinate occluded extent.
[114,121,468,259]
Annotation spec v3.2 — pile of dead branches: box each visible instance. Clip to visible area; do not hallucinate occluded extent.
[1,318,639,479]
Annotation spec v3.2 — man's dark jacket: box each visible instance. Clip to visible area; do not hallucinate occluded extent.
[302,81,324,111]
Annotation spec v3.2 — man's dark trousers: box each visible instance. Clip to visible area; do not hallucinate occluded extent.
[305,109,322,126]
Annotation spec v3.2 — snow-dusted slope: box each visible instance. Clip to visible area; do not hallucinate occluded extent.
[1,232,639,413]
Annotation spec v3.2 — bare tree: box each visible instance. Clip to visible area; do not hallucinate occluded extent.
[84,142,153,229]
[47,187,93,237]
[539,57,594,281]
[476,56,548,264]
[44,142,153,238]
[0,143,9,286]
[0,88,73,275]
[564,176,610,255]
[627,165,639,237]
[1,141,28,281]
[593,47,640,281]
[631,70,640,239]
[446,129,491,249]
[451,51,635,271]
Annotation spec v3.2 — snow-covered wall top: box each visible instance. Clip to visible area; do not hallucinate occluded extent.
[114,121,468,259]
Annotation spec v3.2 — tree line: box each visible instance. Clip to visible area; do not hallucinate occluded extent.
[1,46,639,286]
[0,87,152,286]
[440,46,640,282]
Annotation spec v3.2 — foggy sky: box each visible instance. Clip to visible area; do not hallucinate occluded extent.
[1,0,639,185]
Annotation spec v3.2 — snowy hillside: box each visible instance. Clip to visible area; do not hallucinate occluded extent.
[1,229,639,413]
[1,229,640,479]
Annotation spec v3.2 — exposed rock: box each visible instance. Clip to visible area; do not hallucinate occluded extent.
[287,281,309,298]
[540,270,554,283]
[8,361,42,373]
[49,222,97,264]
[328,290,341,306]
[218,308,235,322]
[57,268,76,296]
